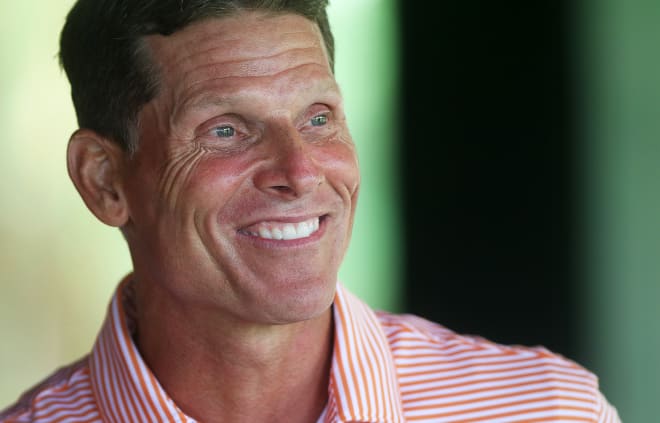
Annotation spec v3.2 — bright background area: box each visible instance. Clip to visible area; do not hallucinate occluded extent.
[0,0,400,406]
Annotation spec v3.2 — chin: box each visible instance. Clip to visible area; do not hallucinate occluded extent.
[258,276,337,325]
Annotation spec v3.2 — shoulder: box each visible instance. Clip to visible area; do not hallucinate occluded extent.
[376,311,594,380]
[0,356,99,423]
[375,311,621,422]
[378,311,581,360]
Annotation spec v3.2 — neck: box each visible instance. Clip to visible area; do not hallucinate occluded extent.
[130,280,334,423]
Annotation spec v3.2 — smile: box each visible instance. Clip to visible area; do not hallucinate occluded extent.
[239,217,321,241]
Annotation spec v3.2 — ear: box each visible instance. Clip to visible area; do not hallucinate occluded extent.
[67,129,129,227]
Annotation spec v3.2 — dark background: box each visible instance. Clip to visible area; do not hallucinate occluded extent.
[400,1,577,358]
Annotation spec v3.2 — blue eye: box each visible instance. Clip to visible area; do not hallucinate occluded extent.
[310,115,328,127]
[214,126,235,137]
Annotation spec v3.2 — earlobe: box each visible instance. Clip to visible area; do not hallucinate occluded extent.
[67,129,129,227]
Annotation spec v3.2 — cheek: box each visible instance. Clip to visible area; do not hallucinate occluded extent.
[181,153,257,210]
[193,154,249,185]
[317,142,360,196]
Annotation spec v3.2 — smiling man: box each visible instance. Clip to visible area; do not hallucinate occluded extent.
[0,1,621,422]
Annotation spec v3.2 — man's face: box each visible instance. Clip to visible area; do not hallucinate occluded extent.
[119,12,359,325]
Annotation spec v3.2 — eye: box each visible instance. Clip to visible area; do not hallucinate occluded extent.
[214,125,235,137]
[310,114,328,127]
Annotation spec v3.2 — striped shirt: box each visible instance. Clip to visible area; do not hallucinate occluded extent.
[1,280,620,422]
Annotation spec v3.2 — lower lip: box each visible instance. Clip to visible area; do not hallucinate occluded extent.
[237,216,328,248]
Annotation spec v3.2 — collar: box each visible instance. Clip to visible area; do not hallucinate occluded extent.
[89,276,191,423]
[89,277,404,423]
[329,286,405,423]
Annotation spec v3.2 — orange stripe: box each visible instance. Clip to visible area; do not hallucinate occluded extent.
[32,396,96,419]
[107,333,137,422]
[0,283,618,423]
[399,358,573,378]
[393,351,572,368]
[399,368,594,391]
[350,307,370,419]
[31,383,95,408]
[365,304,390,419]
[107,306,150,421]
[51,413,100,423]
[52,415,103,423]
[401,377,593,401]
[44,404,98,423]
[95,330,121,423]
[363,305,396,420]
[401,364,590,387]
[511,416,596,423]
[405,391,595,412]
[390,346,557,361]
[115,295,175,423]
[113,285,178,421]
[332,291,358,420]
[418,404,597,422]
[146,367,179,422]
[87,344,104,422]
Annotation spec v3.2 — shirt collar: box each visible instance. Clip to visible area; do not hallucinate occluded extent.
[329,285,405,423]
[89,276,190,423]
[89,278,404,423]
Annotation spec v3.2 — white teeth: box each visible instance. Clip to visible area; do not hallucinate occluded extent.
[258,227,272,239]
[243,217,321,241]
[282,224,296,239]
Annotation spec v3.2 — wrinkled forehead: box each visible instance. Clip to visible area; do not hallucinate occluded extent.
[145,11,331,77]
[139,11,337,116]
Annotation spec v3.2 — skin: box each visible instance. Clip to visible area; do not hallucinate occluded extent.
[67,11,360,423]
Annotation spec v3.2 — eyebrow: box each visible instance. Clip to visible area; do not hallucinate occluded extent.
[188,77,341,112]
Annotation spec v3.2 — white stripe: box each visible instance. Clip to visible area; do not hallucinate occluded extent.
[33,395,96,418]
[97,329,121,423]
[106,301,132,423]
[339,288,368,419]
[394,354,587,375]
[0,282,619,423]
[404,399,597,421]
[352,302,377,419]
[398,367,598,394]
[36,402,98,422]
[33,384,93,408]
[402,379,597,405]
[111,296,171,422]
[107,339,140,423]
[405,389,597,414]
[357,308,386,420]
[359,297,401,421]
[110,298,156,423]
[333,288,361,419]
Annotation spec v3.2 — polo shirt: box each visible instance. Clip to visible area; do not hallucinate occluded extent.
[1,279,620,422]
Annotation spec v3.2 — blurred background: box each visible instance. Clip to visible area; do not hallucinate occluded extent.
[0,0,657,421]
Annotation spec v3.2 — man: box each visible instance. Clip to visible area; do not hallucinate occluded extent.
[1,0,620,422]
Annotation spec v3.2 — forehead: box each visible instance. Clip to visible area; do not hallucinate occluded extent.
[145,12,333,101]
[149,11,326,58]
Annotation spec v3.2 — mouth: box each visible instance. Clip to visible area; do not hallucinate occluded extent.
[238,216,325,241]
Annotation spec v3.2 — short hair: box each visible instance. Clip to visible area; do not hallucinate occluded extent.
[59,0,334,154]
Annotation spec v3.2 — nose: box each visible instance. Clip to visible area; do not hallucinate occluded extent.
[253,125,324,199]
